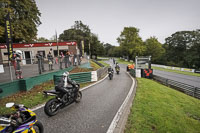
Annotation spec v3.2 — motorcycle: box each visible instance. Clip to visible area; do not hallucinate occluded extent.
[115,67,120,74]
[0,88,44,133]
[43,77,82,116]
[108,71,113,80]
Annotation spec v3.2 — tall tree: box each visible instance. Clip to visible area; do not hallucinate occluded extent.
[117,27,144,60]
[36,37,49,42]
[164,30,200,68]
[144,37,165,63]
[59,21,91,54]
[103,43,113,56]
[0,0,41,43]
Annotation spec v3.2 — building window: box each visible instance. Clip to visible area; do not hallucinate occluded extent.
[54,49,68,56]
[4,52,8,55]
[37,51,45,57]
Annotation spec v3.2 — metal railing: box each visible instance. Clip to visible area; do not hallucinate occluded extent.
[153,75,200,99]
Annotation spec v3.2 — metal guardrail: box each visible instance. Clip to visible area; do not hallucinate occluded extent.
[153,75,200,99]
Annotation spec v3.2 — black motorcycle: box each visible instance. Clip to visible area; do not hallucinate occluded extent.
[43,79,82,116]
[108,71,113,80]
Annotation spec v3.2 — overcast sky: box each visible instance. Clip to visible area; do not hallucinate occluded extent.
[35,0,200,45]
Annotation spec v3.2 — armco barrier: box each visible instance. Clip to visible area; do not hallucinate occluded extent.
[97,66,108,80]
[0,67,73,98]
[153,75,200,99]
[53,72,92,85]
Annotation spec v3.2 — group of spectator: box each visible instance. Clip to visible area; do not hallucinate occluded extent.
[12,49,82,79]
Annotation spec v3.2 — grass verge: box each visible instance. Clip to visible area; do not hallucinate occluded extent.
[98,61,109,67]
[152,66,200,77]
[125,78,200,133]
[116,58,134,65]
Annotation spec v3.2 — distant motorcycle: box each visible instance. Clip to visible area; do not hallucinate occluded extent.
[43,73,82,116]
[0,88,44,133]
[115,67,120,74]
[108,71,113,80]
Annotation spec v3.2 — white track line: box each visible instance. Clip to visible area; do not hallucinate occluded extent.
[31,74,108,111]
[106,72,135,133]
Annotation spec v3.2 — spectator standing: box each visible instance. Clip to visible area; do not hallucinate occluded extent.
[47,51,54,70]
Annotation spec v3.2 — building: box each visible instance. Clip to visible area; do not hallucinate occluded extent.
[0,41,79,65]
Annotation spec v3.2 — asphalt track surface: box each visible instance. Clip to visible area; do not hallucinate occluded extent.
[34,61,133,133]
[153,69,200,88]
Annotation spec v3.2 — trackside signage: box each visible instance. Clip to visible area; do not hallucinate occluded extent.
[5,13,13,60]
[0,42,77,49]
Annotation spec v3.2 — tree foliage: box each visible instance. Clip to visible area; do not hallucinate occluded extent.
[59,21,105,57]
[117,27,144,60]
[164,30,200,68]
[0,0,41,43]
[36,37,49,42]
[144,37,165,63]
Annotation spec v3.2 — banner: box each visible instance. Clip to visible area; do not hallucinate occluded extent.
[81,40,84,56]
[5,13,13,60]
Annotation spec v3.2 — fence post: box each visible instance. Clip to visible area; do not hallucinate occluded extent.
[166,79,168,86]
[193,87,197,97]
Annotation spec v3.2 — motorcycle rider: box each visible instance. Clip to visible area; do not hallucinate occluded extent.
[115,62,120,72]
[108,66,114,74]
[55,72,77,102]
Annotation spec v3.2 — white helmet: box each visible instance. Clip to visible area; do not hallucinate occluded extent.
[16,50,22,55]
[63,71,69,77]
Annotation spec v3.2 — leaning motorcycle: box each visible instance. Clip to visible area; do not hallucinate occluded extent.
[43,78,82,116]
[0,102,43,133]
[108,71,113,80]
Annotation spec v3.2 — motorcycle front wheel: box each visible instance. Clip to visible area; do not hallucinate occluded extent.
[44,98,60,116]
[32,120,44,133]
[75,91,82,103]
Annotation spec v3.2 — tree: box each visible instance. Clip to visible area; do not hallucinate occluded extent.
[144,37,165,63]
[0,0,41,43]
[59,21,91,55]
[117,27,144,60]
[164,30,200,68]
[103,43,113,56]
[36,37,49,42]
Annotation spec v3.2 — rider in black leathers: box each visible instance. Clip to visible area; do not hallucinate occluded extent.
[108,66,114,74]
[55,72,73,94]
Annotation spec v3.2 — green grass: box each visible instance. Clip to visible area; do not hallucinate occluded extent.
[125,78,200,133]
[90,60,101,70]
[116,58,134,65]
[98,61,109,67]
[152,66,200,77]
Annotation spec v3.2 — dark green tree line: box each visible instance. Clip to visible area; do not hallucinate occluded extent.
[59,21,105,57]
[0,0,41,43]
[164,30,200,69]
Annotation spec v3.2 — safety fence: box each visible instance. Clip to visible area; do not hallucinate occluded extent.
[53,72,92,85]
[97,66,109,80]
[0,67,73,98]
[153,75,200,99]
[53,66,109,85]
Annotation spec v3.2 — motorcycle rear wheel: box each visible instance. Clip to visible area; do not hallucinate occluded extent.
[75,91,82,103]
[44,98,60,116]
[32,121,44,133]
